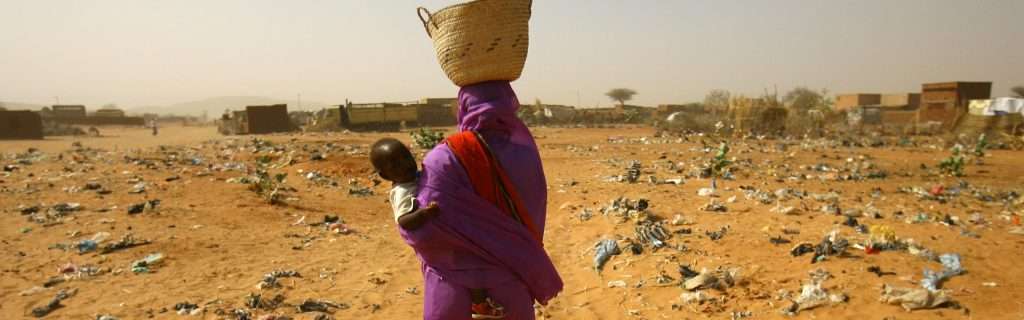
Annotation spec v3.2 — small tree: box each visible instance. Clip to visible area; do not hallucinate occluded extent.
[704,89,730,115]
[783,87,829,113]
[1012,86,1024,98]
[606,88,637,106]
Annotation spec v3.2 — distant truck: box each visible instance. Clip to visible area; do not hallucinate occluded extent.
[339,103,418,131]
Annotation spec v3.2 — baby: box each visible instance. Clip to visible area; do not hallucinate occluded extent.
[369,138,505,319]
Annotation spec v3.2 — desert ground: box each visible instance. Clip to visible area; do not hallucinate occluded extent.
[2,125,1023,320]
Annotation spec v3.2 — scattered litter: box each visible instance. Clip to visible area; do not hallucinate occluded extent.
[129,182,146,194]
[769,236,791,245]
[130,253,164,274]
[593,239,621,272]
[174,302,201,315]
[297,299,348,313]
[126,199,160,215]
[607,280,627,288]
[634,221,669,248]
[624,160,641,183]
[683,268,739,291]
[700,200,727,212]
[879,284,955,311]
[867,266,895,277]
[706,226,729,241]
[30,288,77,317]
[680,290,709,304]
[697,188,716,197]
[76,240,98,254]
[783,270,847,315]
[810,231,849,263]
[921,253,964,291]
[101,234,151,254]
[260,270,302,289]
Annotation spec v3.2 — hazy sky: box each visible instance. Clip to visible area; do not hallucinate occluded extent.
[1,0,1021,109]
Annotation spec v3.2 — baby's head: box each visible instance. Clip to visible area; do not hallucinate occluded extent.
[369,138,418,184]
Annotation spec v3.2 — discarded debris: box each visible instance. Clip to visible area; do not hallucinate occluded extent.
[683,268,739,291]
[260,270,302,289]
[700,200,727,212]
[880,284,955,311]
[624,160,642,183]
[100,234,151,254]
[30,288,77,318]
[810,231,849,263]
[593,239,621,272]
[634,221,669,248]
[783,270,847,315]
[130,253,164,274]
[921,253,964,291]
[678,265,700,280]
[706,226,729,241]
[174,302,201,316]
[297,299,348,313]
[126,199,160,214]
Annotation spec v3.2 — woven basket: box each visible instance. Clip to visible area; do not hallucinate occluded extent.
[418,0,532,87]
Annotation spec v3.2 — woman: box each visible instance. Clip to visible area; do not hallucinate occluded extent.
[401,81,563,319]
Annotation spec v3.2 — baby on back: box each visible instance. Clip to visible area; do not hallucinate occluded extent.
[369,137,506,319]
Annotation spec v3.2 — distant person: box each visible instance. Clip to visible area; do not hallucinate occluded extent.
[369,138,506,319]
[150,120,158,136]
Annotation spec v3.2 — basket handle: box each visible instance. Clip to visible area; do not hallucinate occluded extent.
[417,7,437,37]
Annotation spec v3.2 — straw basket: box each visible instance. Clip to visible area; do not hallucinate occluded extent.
[417,0,532,87]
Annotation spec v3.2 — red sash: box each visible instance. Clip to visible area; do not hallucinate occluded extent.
[446,131,543,245]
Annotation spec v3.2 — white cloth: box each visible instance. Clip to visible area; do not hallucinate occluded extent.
[389,181,418,222]
[990,97,1024,115]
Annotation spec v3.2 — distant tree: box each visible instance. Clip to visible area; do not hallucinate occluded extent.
[704,89,731,115]
[784,87,830,113]
[1012,86,1024,98]
[605,88,637,106]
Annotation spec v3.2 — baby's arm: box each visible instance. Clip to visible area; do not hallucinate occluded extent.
[398,201,440,231]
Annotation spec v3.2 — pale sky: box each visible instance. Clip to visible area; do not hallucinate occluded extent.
[1,0,1021,109]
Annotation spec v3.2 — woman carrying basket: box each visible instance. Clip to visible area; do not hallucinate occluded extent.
[400,1,562,319]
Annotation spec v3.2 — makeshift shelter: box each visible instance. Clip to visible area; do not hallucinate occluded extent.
[0,110,44,139]
[990,97,1024,115]
[729,96,788,136]
[542,105,576,124]
[340,103,418,131]
[954,113,1023,137]
[245,104,294,134]
[416,104,457,126]
[50,105,87,118]
[835,94,881,111]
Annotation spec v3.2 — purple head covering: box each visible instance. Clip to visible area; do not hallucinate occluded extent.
[401,81,562,313]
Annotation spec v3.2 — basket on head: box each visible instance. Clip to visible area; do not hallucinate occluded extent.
[417,0,532,87]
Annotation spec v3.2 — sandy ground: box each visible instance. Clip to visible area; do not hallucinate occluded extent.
[1,125,1023,320]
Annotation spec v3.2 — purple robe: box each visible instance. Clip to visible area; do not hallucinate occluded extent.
[401,81,563,319]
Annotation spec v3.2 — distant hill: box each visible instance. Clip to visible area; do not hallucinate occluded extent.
[0,101,47,111]
[128,96,332,116]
